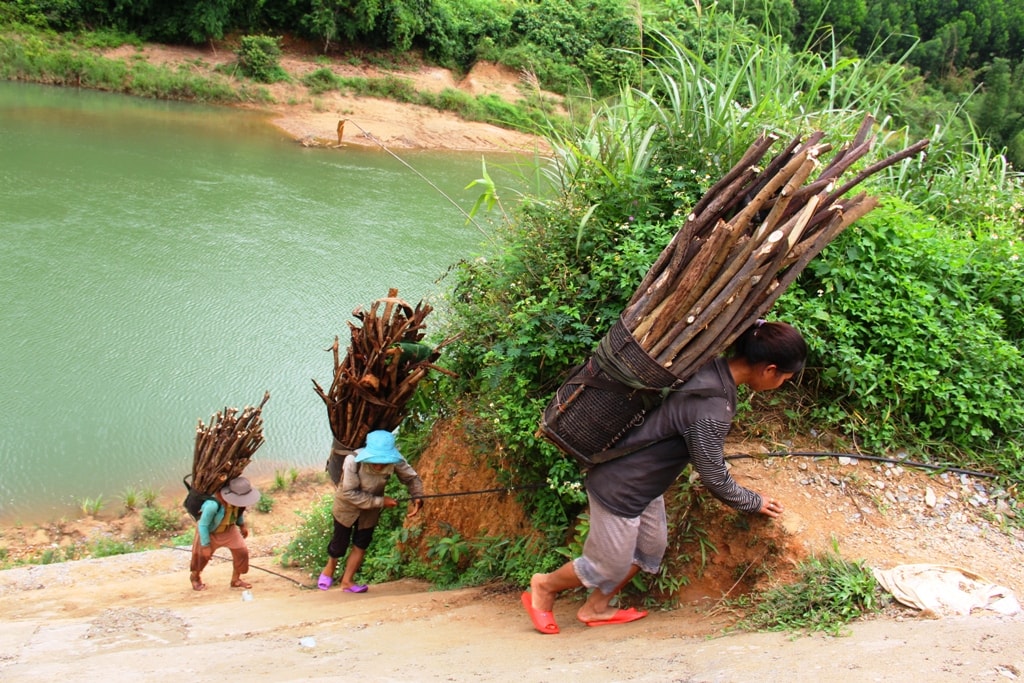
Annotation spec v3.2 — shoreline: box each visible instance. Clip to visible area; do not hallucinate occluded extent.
[0,458,320,528]
[0,466,333,566]
[98,43,554,155]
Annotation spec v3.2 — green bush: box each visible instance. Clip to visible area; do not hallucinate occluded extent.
[280,493,333,574]
[255,493,274,513]
[777,200,1024,469]
[169,531,194,546]
[90,537,138,558]
[141,505,182,533]
[235,34,288,84]
[301,66,342,93]
[283,467,427,580]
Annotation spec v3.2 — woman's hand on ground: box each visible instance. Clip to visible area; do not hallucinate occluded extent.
[759,497,784,518]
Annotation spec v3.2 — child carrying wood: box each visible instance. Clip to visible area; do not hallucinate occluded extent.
[318,430,424,592]
[190,476,262,591]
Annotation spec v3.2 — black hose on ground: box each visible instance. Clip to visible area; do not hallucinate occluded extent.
[724,450,997,480]
[163,544,314,589]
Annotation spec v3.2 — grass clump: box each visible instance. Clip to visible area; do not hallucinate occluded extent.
[141,505,181,533]
[731,549,883,636]
[89,537,138,558]
[255,493,274,513]
[79,495,105,517]
[120,486,140,512]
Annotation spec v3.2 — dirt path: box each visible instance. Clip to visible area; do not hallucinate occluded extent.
[1,541,1022,683]
[2,455,1023,682]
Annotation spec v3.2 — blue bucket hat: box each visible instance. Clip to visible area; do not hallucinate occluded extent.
[354,430,403,464]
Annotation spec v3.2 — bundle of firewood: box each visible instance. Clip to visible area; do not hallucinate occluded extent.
[313,288,456,473]
[190,391,270,493]
[622,115,928,374]
[542,115,929,465]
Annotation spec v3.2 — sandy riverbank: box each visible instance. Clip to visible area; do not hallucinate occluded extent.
[103,43,554,155]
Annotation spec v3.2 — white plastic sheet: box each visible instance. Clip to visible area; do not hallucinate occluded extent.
[873,563,1021,617]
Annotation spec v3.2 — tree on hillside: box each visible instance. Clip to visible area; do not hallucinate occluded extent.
[970,57,1024,168]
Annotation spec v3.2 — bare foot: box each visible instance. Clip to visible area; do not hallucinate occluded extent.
[576,606,648,626]
[529,573,555,612]
[230,579,252,589]
[190,573,206,591]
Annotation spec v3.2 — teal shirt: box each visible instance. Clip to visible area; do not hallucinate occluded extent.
[196,498,246,547]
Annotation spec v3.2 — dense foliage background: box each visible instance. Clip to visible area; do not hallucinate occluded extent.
[3,0,1022,587]
[4,0,1024,165]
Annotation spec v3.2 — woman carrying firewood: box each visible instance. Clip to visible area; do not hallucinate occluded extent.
[522,320,806,634]
[317,430,425,593]
[190,476,262,591]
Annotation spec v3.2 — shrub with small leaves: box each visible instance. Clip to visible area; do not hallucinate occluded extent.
[280,493,333,574]
[90,537,137,558]
[169,531,194,546]
[141,505,182,533]
[255,493,274,514]
[235,35,288,84]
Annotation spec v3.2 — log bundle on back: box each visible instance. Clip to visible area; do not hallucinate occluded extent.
[542,115,929,466]
[190,391,270,494]
[312,288,455,466]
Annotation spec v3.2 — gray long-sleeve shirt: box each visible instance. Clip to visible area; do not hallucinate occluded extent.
[585,357,763,517]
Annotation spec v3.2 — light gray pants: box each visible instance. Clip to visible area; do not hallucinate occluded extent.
[573,493,668,594]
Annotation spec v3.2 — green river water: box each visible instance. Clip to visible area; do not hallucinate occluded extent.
[0,81,534,522]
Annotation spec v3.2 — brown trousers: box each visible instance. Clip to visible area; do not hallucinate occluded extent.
[190,524,249,577]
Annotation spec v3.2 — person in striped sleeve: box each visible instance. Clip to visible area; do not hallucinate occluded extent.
[522,320,807,634]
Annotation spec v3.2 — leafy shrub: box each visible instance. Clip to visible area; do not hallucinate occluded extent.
[78,29,142,50]
[777,200,1024,468]
[424,528,470,585]
[141,505,182,533]
[235,35,288,84]
[169,531,194,546]
[301,66,342,93]
[282,482,416,581]
[280,493,333,573]
[255,493,274,514]
[90,537,137,558]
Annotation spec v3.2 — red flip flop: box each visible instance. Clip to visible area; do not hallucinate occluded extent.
[582,607,648,627]
[521,591,560,634]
